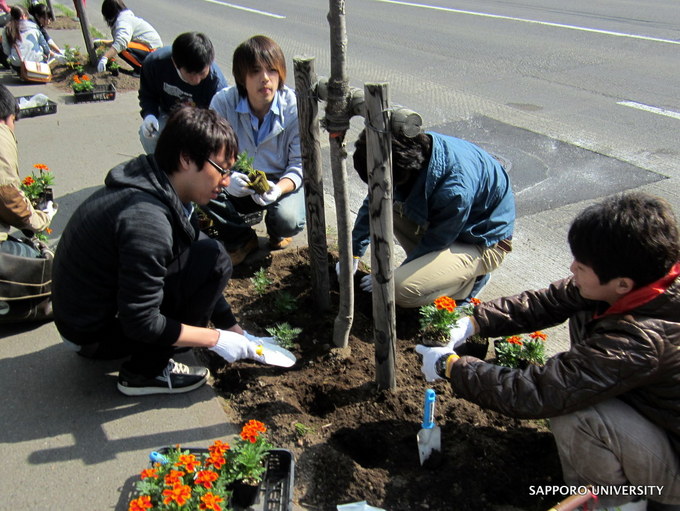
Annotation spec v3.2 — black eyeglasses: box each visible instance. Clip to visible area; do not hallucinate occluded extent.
[206,158,232,177]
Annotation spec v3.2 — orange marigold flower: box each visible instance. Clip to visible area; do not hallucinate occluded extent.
[199,492,224,511]
[209,440,230,455]
[530,331,548,341]
[162,483,192,506]
[128,495,153,511]
[433,296,456,311]
[73,75,81,84]
[33,163,49,171]
[195,470,219,489]
[240,420,267,443]
[175,453,200,472]
[164,469,185,486]
[81,74,90,81]
[205,454,226,470]
[45,227,52,234]
[139,468,158,480]
[22,176,35,186]
[470,297,482,306]
[507,336,523,346]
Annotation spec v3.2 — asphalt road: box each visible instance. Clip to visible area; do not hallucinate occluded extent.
[78,0,679,216]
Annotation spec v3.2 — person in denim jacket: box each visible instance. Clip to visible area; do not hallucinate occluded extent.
[350,129,515,309]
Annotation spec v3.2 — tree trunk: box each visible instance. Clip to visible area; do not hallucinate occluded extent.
[364,83,396,390]
[294,56,331,312]
[326,0,353,348]
[72,0,96,65]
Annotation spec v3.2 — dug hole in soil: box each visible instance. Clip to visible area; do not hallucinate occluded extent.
[198,248,565,511]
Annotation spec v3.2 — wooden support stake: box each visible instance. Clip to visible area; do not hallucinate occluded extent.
[294,56,331,312]
[364,82,396,390]
[71,0,97,66]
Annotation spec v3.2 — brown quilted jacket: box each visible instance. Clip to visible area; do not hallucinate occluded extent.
[451,270,680,452]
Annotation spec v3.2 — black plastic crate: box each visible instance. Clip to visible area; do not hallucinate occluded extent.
[150,447,294,511]
[16,95,57,119]
[73,84,116,103]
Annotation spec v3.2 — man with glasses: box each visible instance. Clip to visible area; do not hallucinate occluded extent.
[137,32,227,154]
[53,107,284,397]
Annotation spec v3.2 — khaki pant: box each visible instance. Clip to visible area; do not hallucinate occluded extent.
[550,399,680,508]
[392,206,507,308]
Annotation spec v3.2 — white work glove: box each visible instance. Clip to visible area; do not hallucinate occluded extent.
[141,114,159,139]
[446,316,475,350]
[243,330,277,345]
[209,330,262,363]
[415,345,456,382]
[334,256,360,278]
[226,172,255,197]
[97,56,108,73]
[359,273,372,292]
[251,182,282,207]
[41,200,57,221]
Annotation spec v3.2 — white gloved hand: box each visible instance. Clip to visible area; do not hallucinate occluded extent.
[359,273,373,292]
[141,114,159,139]
[209,330,261,363]
[335,256,360,278]
[446,316,475,350]
[415,345,456,382]
[97,56,108,73]
[226,172,255,197]
[243,330,277,345]
[251,182,282,207]
[41,200,57,221]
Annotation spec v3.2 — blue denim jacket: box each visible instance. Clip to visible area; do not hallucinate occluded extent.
[352,132,515,263]
[210,85,303,190]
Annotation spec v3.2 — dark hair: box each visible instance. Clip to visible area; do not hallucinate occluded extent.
[0,84,19,120]
[232,35,286,97]
[28,2,52,25]
[352,128,431,186]
[172,32,214,74]
[154,106,238,175]
[5,6,29,46]
[101,0,128,28]
[568,192,680,287]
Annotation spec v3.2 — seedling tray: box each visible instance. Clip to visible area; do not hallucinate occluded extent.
[16,95,57,119]
[73,84,116,103]
[151,447,294,511]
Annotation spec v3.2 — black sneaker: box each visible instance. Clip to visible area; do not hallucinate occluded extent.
[117,359,209,396]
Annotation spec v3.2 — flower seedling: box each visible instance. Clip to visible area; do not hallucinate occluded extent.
[294,422,314,438]
[273,290,298,314]
[251,267,272,295]
[419,296,465,346]
[63,45,83,72]
[71,73,94,93]
[128,420,273,510]
[266,322,302,349]
[20,163,54,242]
[233,151,270,194]
[495,331,547,369]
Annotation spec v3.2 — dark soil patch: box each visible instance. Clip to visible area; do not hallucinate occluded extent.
[201,247,565,511]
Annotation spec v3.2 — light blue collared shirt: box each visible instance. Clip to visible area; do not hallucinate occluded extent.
[235,93,281,145]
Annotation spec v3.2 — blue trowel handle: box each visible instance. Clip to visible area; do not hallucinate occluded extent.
[421,388,436,429]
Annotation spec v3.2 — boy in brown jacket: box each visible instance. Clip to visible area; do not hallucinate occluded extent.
[417,192,680,510]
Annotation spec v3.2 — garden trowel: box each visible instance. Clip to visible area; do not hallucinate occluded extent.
[417,388,441,465]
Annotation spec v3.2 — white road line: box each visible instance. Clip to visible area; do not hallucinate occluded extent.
[617,101,680,120]
[376,0,680,46]
[203,0,285,19]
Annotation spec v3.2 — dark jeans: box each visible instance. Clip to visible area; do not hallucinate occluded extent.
[0,236,41,258]
[57,234,233,376]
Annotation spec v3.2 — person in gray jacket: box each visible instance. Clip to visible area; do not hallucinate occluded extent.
[53,107,286,397]
[416,192,680,510]
[205,35,304,265]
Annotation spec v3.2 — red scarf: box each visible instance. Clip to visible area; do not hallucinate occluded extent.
[597,262,680,318]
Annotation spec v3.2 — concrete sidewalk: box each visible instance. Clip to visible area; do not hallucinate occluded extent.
[0,30,239,511]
